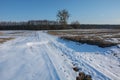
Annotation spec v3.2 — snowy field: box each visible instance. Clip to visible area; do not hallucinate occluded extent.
[0,31,120,80]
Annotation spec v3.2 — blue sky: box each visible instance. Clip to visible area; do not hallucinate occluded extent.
[0,0,120,24]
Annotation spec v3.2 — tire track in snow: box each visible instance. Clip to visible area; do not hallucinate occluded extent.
[0,31,61,80]
[25,32,61,80]
[40,46,60,80]
[36,32,76,80]
[49,37,111,80]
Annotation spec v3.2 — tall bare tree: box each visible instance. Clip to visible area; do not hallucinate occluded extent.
[57,9,69,26]
[71,21,80,28]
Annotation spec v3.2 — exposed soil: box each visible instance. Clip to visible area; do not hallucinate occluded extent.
[76,72,92,80]
[73,67,79,72]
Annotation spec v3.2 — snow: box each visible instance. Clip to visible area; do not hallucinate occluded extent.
[57,39,114,52]
[26,41,49,46]
[0,31,120,80]
[0,31,76,80]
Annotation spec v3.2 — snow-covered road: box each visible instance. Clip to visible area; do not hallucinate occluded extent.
[0,31,120,80]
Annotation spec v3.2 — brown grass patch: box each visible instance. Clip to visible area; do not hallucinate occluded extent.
[61,36,117,47]
[0,38,14,43]
[0,32,3,35]
[48,29,120,47]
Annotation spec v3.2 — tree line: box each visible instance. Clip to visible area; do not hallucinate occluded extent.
[0,9,120,30]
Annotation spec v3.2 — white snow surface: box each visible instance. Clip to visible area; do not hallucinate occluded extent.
[0,31,120,80]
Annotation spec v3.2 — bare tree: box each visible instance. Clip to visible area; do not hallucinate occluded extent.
[71,21,80,25]
[57,9,69,26]
[71,21,80,28]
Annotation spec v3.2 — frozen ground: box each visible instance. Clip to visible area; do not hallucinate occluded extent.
[0,31,120,80]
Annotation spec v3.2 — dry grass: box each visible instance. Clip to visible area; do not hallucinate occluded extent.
[0,31,14,43]
[48,29,120,47]
[0,38,14,43]
[0,32,3,35]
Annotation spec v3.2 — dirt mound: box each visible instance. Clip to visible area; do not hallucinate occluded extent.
[76,72,92,80]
